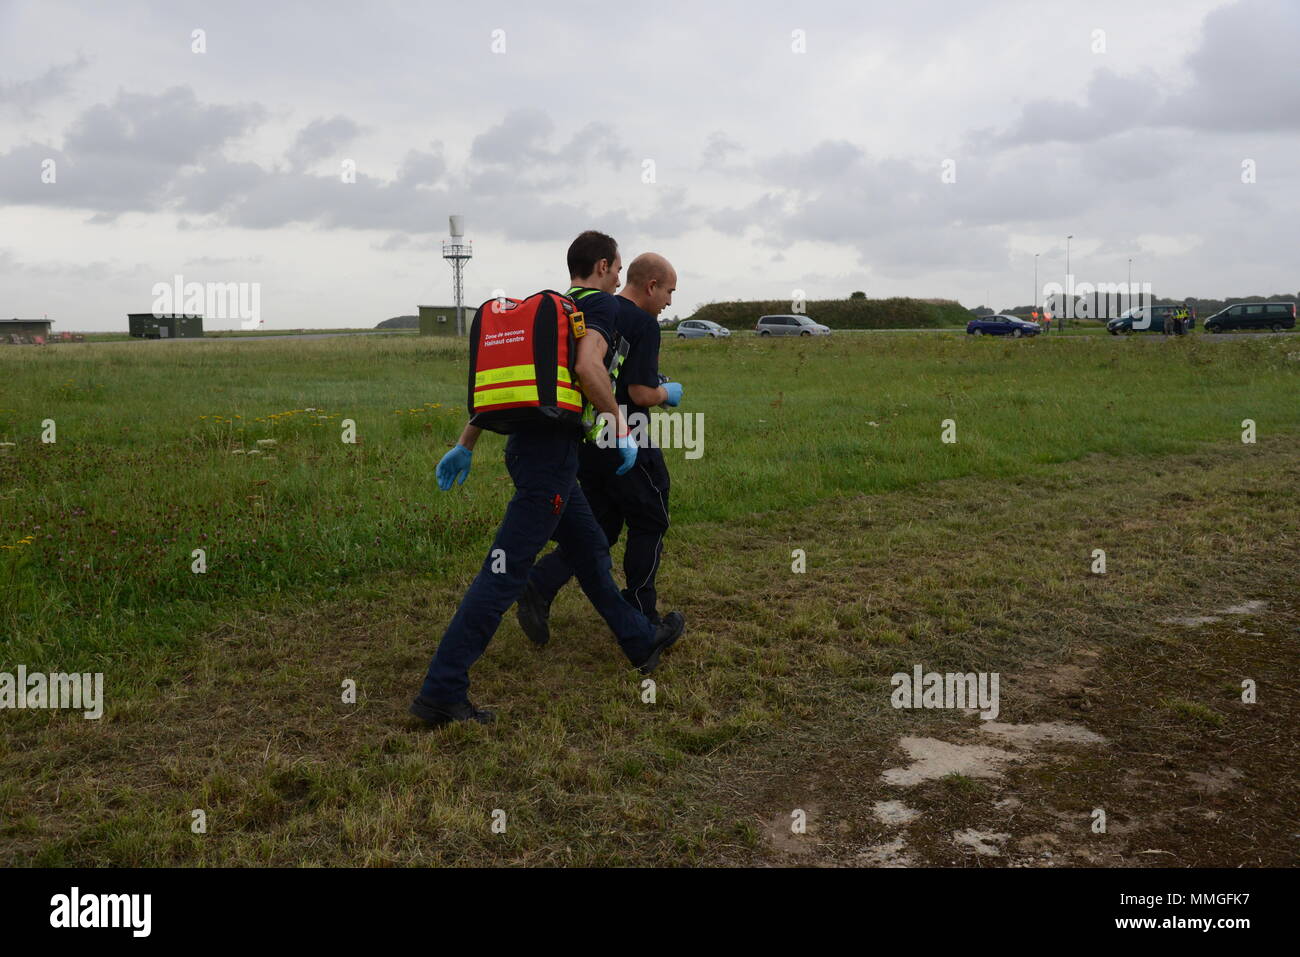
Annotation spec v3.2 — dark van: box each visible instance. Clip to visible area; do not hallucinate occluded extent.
[1203,301,1297,333]
[1106,304,1194,335]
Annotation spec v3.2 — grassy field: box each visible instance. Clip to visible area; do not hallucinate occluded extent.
[1,332,1297,866]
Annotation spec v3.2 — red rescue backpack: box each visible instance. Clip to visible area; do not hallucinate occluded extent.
[467,290,586,434]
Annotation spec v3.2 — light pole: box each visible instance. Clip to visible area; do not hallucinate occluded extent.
[1033,253,1040,331]
[1063,235,1073,330]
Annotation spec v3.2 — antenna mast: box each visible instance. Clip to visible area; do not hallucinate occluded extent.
[441,215,473,336]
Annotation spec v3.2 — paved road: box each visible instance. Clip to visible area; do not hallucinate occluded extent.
[73,330,416,345]
[200,331,415,342]
[837,328,1299,341]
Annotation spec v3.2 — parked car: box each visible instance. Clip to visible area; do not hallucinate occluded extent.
[675,319,731,339]
[1203,301,1297,334]
[1107,304,1195,335]
[965,314,1041,337]
[755,315,831,336]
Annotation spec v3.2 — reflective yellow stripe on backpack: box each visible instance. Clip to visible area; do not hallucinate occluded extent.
[475,364,538,388]
[474,384,540,407]
[475,365,580,409]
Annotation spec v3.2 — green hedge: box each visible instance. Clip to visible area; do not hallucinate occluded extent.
[685,297,972,330]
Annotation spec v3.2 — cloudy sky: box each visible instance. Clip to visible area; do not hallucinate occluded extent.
[1,0,1297,329]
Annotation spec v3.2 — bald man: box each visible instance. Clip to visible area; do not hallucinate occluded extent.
[518,253,683,643]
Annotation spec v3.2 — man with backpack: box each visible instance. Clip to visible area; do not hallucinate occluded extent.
[518,253,681,642]
[409,231,686,728]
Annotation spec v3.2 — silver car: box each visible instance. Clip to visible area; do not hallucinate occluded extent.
[675,319,731,339]
[755,315,832,336]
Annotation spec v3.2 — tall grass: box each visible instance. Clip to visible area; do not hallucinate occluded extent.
[1,332,1297,672]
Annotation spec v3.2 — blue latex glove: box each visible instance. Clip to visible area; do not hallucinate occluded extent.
[662,381,683,407]
[436,444,472,490]
[615,433,638,476]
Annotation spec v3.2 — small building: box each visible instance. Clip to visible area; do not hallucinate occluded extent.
[127,314,204,339]
[418,305,464,337]
[1,318,54,342]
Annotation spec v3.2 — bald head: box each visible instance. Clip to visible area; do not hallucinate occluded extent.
[625,253,673,289]
[621,253,677,318]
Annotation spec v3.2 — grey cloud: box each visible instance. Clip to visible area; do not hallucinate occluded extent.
[218,169,440,232]
[468,109,631,191]
[1159,0,1300,131]
[626,186,706,239]
[287,115,364,170]
[0,86,262,217]
[742,142,952,245]
[987,70,1163,147]
[65,87,265,166]
[577,123,632,169]
[470,108,557,167]
[184,254,264,266]
[0,54,90,115]
[463,196,632,245]
[756,139,865,188]
[709,141,1043,273]
[707,192,788,236]
[1,87,658,241]
[0,142,176,216]
[397,147,447,186]
[701,131,743,167]
[0,248,152,282]
[1074,130,1187,185]
[987,0,1300,146]
[170,157,268,215]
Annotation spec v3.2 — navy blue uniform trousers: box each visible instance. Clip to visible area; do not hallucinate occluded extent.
[420,428,656,704]
[530,443,671,622]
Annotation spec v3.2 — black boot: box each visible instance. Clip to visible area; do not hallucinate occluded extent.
[637,611,685,675]
[409,696,496,727]
[515,582,552,647]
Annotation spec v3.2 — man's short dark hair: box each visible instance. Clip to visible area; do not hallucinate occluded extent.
[567,230,618,280]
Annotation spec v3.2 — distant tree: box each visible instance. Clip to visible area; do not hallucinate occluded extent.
[849,291,866,299]
[970,306,994,317]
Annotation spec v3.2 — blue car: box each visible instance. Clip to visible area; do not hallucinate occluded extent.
[966,314,1041,337]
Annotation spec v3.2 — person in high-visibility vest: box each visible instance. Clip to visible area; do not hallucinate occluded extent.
[520,254,682,642]
[409,232,686,728]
